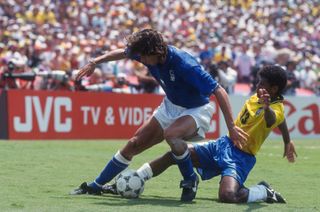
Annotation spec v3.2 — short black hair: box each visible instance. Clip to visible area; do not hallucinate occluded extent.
[126,29,167,61]
[258,65,287,94]
[286,60,297,69]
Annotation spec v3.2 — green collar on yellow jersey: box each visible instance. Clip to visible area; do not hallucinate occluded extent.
[270,95,284,104]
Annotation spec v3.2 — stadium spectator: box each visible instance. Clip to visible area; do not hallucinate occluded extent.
[49,47,71,71]
[217,60,237,94]
[71,29,247,202]
[297,60,318,92]
[105,65,297,204]
[0,56,33,90]
[283,60,299,96]
[207,63,219,82]
[0,0,319,95]
[252,43,266,68]
[213,46,230,64]
[111,73,132,93]
[234,44,255,83]
[133,69,159,94]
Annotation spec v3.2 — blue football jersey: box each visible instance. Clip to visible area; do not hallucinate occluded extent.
[126,45,219,108]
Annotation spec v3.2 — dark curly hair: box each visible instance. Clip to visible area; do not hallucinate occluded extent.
[258,65,287,95]
[126,29,167,62]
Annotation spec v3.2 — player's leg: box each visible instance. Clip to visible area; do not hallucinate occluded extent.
[99,98,196,197]
[164,115,200,202]
[102,144,200,195]
[164,115,198,179]
[71,117,164,195]
[93,116,164,187]
[217,137,285,203]
[219,176,249,203]
[120,117,164,160]
[132,146,200,187]
[220,177,286,204]
[139,151,175,179]
[217,138,251,203]
[136,144,200,180]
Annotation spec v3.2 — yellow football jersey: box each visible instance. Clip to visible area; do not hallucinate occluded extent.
[234,95,285,155]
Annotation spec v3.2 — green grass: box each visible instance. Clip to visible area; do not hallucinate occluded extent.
[0,139,319,212]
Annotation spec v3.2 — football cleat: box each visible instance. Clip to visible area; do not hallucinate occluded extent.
[102,183,118,195]
[69,182,102,195]
[258,181,286,204]
[180,175,199,202]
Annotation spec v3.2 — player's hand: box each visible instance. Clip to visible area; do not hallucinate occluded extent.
[75,62,96,81]
[229,126,249,149]
[258,88,270,109]
[283,140,297,163]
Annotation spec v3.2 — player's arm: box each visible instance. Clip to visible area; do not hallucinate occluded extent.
[278,119,297,163]
[258,88,276,128]
[214,86,248,148]
[264,107,276,128]
[76,49,127,81]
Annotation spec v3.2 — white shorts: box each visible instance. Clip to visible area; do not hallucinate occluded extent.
[153,97,215,141]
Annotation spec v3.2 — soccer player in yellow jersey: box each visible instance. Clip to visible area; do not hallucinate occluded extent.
[103,65,297,203]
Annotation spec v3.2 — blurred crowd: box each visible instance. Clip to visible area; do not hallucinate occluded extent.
[0,0,319,95]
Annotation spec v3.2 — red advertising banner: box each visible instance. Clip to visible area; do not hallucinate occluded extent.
[6,90,220,140]
[272,99,320,137]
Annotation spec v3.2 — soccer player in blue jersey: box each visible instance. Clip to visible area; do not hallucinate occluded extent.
[105,65,297,203]
[71,29,248,201]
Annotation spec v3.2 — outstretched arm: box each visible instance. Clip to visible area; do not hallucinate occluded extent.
[278,119,297,163]
[76,49,127,81]
[214,86,248,148]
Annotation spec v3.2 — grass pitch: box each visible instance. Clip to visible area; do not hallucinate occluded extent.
[0,139,319,212]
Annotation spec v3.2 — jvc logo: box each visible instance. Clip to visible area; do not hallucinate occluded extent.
[13,96,72,132]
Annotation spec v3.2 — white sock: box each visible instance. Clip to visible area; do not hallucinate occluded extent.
[247,185,267,203]
[172,149,190,160]
[114,151,130,165]
[136,163,153,181]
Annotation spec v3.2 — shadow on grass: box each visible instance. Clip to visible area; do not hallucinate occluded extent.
[93,196,268,210]
[61,193,268,210]
[94,195,185,207]
[243,203,268,211]
[198,198,268,211]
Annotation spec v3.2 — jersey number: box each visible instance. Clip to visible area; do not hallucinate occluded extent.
[240,109,250,124]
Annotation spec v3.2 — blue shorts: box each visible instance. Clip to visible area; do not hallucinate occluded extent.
[193,135,256,186]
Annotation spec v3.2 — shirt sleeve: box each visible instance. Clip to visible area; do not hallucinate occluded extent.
[180,65,219,96]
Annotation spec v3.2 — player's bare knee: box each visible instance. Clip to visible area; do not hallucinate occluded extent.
[167,140,187,155]
[164,129,187,155]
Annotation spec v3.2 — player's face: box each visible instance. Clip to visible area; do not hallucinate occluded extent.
[256,77,277,97]
[140,55,159,65]
[256,77,271,92]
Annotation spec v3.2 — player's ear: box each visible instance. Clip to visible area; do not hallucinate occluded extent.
[158,54,165,63]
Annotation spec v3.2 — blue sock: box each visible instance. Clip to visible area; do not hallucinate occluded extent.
[88,181,102,191]
[172,150,196,181]
[91,151,130,189]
